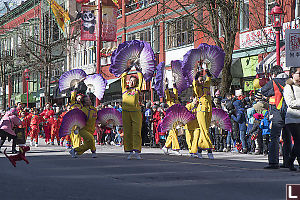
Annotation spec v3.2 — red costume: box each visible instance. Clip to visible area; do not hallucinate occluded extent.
[49,117,60,145]
[152,111,161,144]
[155,119,166,144]
[29,114,41,143]
[40,109,55,143]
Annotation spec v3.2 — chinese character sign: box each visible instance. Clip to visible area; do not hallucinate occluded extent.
[286,29,300,67]
[102,6,117,42]
[81,5,97,41]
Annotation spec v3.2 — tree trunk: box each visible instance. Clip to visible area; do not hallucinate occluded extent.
[220,49,233,97]
[44,63,51,104]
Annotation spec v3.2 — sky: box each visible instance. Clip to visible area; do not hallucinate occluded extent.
[0,0,24,17]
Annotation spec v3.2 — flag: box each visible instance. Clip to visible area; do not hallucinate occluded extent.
[46,0,70,37]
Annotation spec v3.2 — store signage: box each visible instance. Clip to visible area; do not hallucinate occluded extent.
[285,29,300,67]
[240,21,300,49]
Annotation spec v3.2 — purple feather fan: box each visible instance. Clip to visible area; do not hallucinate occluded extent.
[182,43,225,84]
[59,108,87,138]
[160,104,195,132]
[96,108,123,127]
[110,40,155,81]
[84,74,107,101]
[171,60,189,95]
[211,108,232,132]
[59,69,87,92]
[139,41,156,81]
[153,61,166,98]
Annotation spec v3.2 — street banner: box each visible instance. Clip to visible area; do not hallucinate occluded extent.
[285,29,300,67]
[81,5,97,41]
[46,0,70,37]
[102,6,117,42]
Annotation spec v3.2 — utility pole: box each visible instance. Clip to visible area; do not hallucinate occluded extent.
[96,0,102,106]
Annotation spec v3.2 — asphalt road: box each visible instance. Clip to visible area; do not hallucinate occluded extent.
[0,141,299,200]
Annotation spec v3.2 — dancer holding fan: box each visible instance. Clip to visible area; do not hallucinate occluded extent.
[162,83,182,156]
[69,93,98,158]
[120,65,143,159]
[184,96,202,158]
[59,69,106,158]
[193,68,214,159]
[183,43,225,159]
[110,40,156,160]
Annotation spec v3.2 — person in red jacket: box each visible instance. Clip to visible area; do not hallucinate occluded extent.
[19,111,30,139]
[40,103,55,144]
[152,105,161,145]
[49,115,60,145]
[29,109,41,147]
[155,112,166,147]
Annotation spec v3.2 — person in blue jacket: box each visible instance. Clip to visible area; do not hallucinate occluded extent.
[231,100,247,153]
[260,110,271,156]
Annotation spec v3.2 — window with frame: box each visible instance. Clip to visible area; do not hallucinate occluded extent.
[266,0,276,25]
[240,0,249,31]
[166,16,194,49]
[127,29,151,44]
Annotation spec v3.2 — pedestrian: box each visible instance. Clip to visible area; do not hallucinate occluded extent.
[162,83,182,156]
[231,100,247,154]
[40,103,55,144]
[29,108,42,147]
[69,93,97,158]
[120,66,143,160]
[184,96,202,158]
[0,108,22,154]
[193,69,214,159]
[283,67,300,171]
[261,65,291,169]
[259,110,270,155]
[248,113,263,154]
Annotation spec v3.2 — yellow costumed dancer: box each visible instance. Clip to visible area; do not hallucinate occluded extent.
[184,96,202,158]
[69,94,97,158]
[121,68,143,160]
[69,91,83,148]
[193,69,214,159]
[162,84,182,156]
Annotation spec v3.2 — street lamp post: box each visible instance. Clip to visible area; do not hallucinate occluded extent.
[270,4,284,66]
[24,69,30,108]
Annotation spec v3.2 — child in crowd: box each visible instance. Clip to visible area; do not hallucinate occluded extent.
[248,113,263,155]
[260,110,270,156]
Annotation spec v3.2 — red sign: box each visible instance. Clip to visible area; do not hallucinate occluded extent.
[81,5,97,41]
[102,6,117,42]
[287,184,300,200]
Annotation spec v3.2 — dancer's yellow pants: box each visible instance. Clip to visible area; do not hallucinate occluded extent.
[74,128,96,155]
[122,110,142,152]
[197,111,212,149]
[70,126,81,148]
[165,129,180,150]
[185,128,201,153]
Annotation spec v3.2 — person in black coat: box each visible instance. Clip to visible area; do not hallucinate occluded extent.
[248,113,263,154]
[261,65,291,169]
